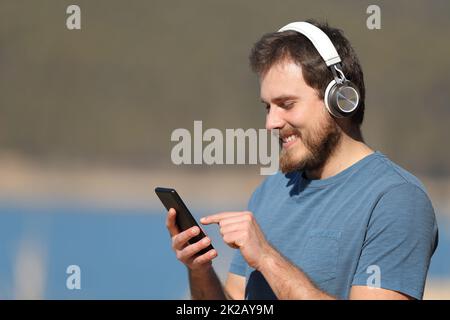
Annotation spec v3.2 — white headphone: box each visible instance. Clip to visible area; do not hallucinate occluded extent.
[278,22,360,118]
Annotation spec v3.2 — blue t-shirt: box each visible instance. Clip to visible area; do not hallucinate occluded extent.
[230,151,438,300]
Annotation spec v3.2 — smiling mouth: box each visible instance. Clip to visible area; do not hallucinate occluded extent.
[280,133,300,148]
[282,134,298,143]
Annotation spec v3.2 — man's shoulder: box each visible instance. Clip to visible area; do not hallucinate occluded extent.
[366,152,428,195]
[362,153,435,226]
[250,152,431,203]
[257,152,428,192]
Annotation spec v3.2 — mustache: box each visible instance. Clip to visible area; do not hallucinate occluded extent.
[277,127,302,139]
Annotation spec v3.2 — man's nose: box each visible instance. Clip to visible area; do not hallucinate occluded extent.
[265,105,285,130]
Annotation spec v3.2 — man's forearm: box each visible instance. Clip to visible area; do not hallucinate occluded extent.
[258,245,336,300]
[188,265,227,300]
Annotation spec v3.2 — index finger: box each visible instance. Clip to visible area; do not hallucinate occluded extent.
[200,211,245,225]
[166,208,181,236]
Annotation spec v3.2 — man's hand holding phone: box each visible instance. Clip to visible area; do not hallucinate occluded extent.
[166,208,217,271]
[155,187,218,271]
[157,187,270,273]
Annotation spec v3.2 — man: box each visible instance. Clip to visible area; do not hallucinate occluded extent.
[166,20,438,299]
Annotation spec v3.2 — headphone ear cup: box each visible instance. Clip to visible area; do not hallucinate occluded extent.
[324,80,340,117]
[324,80,360,118]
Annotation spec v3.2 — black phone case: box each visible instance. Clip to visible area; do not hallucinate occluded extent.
[155,187,214,255]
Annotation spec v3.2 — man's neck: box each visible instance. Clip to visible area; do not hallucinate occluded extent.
[305,134,374,180]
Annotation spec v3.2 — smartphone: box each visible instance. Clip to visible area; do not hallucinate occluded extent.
[155,187,214,255]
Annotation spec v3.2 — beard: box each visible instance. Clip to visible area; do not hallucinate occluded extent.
[279,117,342,174]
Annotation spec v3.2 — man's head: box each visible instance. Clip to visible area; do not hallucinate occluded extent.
[250,20,365,174]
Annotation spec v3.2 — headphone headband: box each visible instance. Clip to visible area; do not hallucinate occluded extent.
[278,22,341,66]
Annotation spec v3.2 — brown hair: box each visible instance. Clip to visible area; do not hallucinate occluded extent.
[249,20,365,127]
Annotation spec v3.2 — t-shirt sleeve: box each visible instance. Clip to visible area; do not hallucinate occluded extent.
[229,248,247,276]
[351,183,438,299]
[229,186,262,277]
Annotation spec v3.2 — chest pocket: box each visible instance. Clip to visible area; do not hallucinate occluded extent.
[299,229,341,285]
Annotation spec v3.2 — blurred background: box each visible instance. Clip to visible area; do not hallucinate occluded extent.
[0,0,449,299]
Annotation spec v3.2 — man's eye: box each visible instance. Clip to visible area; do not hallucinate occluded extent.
[282,102,295,109]
[264,104,270,113]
